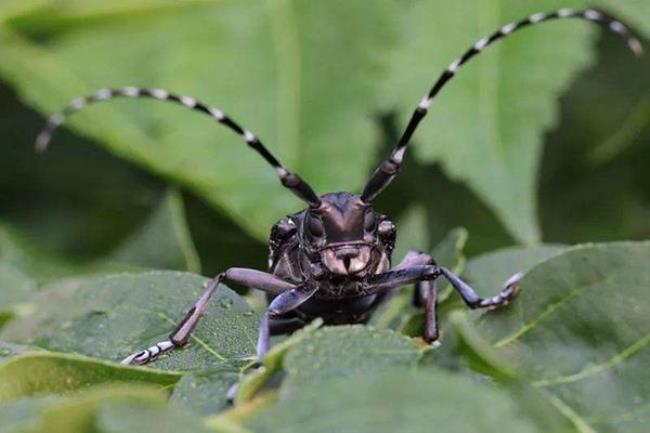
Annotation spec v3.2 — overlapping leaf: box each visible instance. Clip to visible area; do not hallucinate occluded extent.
[379,0,649,243]
[247,369,542,433]
[0,272,259,371]
[477,242,650,433]
[0,352,179,402]
[0,0,398,240]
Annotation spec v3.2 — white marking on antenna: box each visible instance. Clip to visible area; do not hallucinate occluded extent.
[557,8,574,18]
[418,95,432,110]
[501,22,517,35]
[448,58,461,73]
[609,21,625,34]
[94,88,111,100]
[529,13,546,23]
[70,97,87,110]
[584,10,602,21]
[180,95,197,107]
[209,107,225,120]
[474,37,489,51]
[121,86,140,96]
[392,147,406,163]
[628,37,643,56]
[151,88,170,100]
[49,113,65,126]
[243,130,256,143]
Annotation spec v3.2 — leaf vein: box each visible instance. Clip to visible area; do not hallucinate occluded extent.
[532,332,650,387]
[494,281,591,347]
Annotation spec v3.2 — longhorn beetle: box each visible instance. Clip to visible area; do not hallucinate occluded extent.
[36,9,642,368]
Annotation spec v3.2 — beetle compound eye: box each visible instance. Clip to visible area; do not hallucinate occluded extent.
[307,216,324,238]
[364,212,377,232]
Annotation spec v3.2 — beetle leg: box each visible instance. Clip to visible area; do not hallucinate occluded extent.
[366,257,521,344]
[256,284,319,361]
[393,250,436,308]
[422,279,439,344]
[367,263,521,309]
[120,268,296,366]
[439,267,523,309]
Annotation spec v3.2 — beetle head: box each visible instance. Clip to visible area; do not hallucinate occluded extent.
[301,192,391,276]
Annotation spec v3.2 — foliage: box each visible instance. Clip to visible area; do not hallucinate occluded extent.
[0,0,648,432]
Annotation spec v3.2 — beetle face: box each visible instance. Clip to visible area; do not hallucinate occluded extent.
[302,192,380,276]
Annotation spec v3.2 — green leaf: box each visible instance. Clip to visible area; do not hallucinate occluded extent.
[0,271,259,371]
[0,0,398,240]
[0,396,59,433]
[247,369,542,433]
[422,310,519,381]
[0,341,38,361]
[379,0,649,243]
[0,261,37,328]
[8,384,215,433]
[109,189,201,273]
[280,326,423,396]
[235,318,322,405]
[93,399,218,433]
[169,368,239,417]
[478,241,650,433]
[463,244,565,297]
[0,352,179,403]
[0,384,225,433]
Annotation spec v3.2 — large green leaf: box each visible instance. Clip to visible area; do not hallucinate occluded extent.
[280,326,423,396]
[463,244,565,297]
[478,242,650,433]
[0,0,398,240]
[0,272,259,371]
[379,0,649,243]
[246,369,542,433]
[0,384,217,433]
[0,352,178,402]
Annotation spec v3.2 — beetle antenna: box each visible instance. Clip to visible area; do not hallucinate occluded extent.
[361,8,643,203]
[35,87,322,207]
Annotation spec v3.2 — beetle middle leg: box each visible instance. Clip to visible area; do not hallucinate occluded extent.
[121,268,296,365]
[366,255,521,344]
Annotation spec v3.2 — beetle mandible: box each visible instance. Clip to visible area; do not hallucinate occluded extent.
[36,8,642,367]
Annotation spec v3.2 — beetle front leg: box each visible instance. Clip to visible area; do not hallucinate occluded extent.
[256,284,318,361]
[121,268,296,365]
[226,284,320,402]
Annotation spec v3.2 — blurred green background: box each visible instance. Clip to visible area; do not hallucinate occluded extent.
[0,2,648,432]
[0,0,648,281]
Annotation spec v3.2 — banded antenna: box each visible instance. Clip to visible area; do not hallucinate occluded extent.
[361,8,643,203]
[35,87,322,207]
